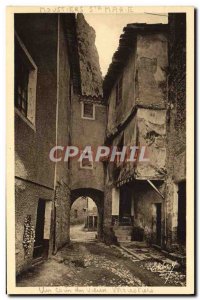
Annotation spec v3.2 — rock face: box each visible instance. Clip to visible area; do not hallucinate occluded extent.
[76,14,103,97]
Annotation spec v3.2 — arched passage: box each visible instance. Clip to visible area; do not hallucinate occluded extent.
[70,188,104,240]
[70,197,98,241]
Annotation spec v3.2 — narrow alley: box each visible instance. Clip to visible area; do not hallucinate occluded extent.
[12,10,190,294]
[17,228,186,287]
[70,224,96,242]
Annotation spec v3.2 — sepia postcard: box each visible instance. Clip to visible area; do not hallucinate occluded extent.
[6,6,195,295]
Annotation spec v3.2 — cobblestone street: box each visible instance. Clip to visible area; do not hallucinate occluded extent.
[70,224,96,242]
[17,227,186,287]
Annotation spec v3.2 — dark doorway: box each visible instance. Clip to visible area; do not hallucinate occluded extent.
[177,181,186,244]
[155,203,162,245]
[119,186,132,225]
[33,199,47,259]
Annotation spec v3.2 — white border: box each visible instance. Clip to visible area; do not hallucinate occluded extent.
[2,3,197,297]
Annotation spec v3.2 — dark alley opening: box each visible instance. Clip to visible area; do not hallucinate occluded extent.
[70,196,98,242]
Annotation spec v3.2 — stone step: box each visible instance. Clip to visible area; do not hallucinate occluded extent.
[115,231,132,236]
[114,225,133,242]
[115,229,132,234]
[32,256,44,267]
[115,227,132,231]
[113,225,133,230]
[117,236,132,242]
[115,230,132,242]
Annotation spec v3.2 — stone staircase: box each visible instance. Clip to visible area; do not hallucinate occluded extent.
[114,225,133,242]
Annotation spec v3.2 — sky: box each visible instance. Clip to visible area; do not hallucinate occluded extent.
[84,13,168,76]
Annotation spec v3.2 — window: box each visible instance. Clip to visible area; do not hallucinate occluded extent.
[80,155,93,169]
[15,32,37,126]
[15,51,29,116]
[81,102,95,120]
[80,150,93,169]
[116,76,123,106]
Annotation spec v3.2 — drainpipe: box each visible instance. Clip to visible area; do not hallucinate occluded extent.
[53,14,60,255]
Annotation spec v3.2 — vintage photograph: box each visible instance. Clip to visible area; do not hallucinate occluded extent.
[7,6,194,295]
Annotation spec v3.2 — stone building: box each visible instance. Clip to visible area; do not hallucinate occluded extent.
[15,13,72,274]
[103,16,186,251]
[103,23,168,244]
[165,13,186,251]
[15,13,106,274]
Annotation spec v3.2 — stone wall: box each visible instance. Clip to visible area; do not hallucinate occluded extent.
[54,182,71,250]
[54,16,72,249]
[15,14,72,272]
[107,31,168,135]
[167,13,186,181]
[71,96,106,191]
[15,14,58,273]
[76,14,103,97]
[15,178,54,274]
[165,13,186,249]
[15,14,58,188]
[70,197,87,224]
[136,33,168,108]
[135,108,166,179]
[70,14,106,192]
[107,48,137,134]
[103,185,113,228]
[133,181,165,245]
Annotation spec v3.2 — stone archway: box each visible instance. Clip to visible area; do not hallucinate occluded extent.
[70,188,104,240]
